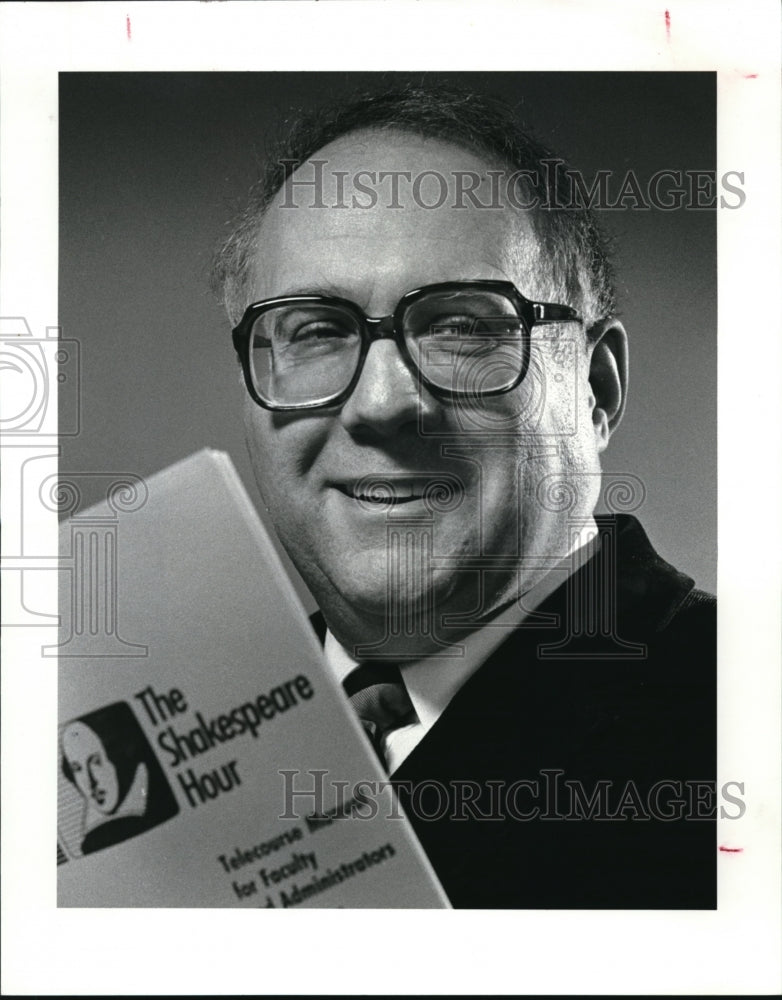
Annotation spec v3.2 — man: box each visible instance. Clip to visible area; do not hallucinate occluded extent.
[212,86,716,908]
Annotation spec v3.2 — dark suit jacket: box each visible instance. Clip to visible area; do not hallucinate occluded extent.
[319,515,716,909]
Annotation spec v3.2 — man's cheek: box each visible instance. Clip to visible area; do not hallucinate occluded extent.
[243,406,272,472]
[519,441,591,531]
[518,454,552,520]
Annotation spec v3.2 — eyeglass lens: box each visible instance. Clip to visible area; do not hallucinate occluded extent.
[248,289,527,407]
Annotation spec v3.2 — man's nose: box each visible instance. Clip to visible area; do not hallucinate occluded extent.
[339,340,440,438]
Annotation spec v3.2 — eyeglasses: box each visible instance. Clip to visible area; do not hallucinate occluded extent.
[232,280,582,411]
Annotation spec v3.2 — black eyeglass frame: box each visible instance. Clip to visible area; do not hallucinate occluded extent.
[232,280,582,412]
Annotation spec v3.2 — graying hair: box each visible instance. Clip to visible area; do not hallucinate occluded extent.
[210,84,616,336]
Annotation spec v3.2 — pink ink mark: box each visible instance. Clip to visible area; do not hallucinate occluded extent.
[664,10,671,40]
[719,845,743,853]
[744,73,758,79]
[126,15,131,41]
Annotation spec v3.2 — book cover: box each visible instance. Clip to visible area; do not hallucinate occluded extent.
[56,449,448,908]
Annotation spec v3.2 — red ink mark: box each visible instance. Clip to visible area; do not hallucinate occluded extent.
[744,73,758,79]
[664,10,671,39]
[126,15,131,41]
[719,845,743,853]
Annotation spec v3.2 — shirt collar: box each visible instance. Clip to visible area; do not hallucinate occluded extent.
[324,518,599,733]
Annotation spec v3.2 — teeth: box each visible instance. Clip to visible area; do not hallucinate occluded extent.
[357,492,411,503]
[339,478,461,506]
[349,483,416,501]
[391,484,413,498]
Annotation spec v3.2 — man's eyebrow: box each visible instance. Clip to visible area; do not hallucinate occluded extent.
[272,284,354,299]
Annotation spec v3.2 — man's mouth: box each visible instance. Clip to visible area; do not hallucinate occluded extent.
[333,475,465,509]
[335,481,424,505]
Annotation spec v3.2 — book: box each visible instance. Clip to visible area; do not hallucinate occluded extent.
[56,449,448,907]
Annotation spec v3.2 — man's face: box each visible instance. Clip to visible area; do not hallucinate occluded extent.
[63,722,120,815]
[243,132,603,649]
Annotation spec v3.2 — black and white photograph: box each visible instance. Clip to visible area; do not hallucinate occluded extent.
[1,2,780,996]
[58,69,720,910]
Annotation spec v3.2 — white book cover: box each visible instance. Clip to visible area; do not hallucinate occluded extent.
[56,449,448,908]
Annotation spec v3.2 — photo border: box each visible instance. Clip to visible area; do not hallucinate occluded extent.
[1,1,780,995]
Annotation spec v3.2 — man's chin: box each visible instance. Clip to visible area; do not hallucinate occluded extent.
[317,558,475,636]
[327,576,430,617]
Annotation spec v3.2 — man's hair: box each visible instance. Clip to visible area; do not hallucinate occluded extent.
[211,84,616,336]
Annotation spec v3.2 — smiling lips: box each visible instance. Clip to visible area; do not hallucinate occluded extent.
[335,478,458,505]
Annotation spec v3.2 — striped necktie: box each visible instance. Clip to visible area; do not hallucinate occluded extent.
[342,661,416,769]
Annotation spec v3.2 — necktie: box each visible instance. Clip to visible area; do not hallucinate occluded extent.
[342,661,416,769]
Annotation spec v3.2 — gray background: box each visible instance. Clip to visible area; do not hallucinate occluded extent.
[60,72,716,594]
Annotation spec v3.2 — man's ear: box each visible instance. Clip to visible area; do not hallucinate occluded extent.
[587,319,628,452]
